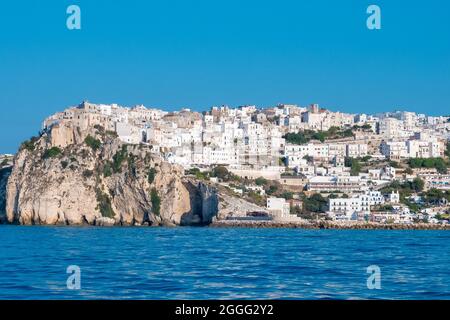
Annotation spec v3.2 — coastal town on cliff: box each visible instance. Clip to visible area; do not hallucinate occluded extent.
[1,101,450,228]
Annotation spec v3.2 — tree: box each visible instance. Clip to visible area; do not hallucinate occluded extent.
[255,177,267,186]
[312,132,326,143]
[280,192,293,200]
[212,166,229,180]
[344,157,361,176]
[303,193,328,213]
[410,177,424,192]
[407,157,448,174]
[284,132,309,145]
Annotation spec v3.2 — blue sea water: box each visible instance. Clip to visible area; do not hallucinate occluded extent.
[0,226,449,300]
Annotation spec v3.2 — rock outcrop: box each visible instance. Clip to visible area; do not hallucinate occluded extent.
[3,124,218,226]
[217,192,267,220]
[0,166,12,223]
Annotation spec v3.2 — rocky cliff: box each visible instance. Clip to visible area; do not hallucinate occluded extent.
[0,166,11,223]
[2,124,218,226]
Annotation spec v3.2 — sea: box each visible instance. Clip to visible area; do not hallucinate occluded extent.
[0,225,449,299]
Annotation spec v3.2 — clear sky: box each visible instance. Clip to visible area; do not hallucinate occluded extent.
[0,0,449,153]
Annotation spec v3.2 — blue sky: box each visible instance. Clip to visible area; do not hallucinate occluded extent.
[0,0,449,153]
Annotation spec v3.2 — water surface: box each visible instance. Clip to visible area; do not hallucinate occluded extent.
[0,226,449,299]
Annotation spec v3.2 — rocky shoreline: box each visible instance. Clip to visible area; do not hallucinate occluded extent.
[211,219,450,230]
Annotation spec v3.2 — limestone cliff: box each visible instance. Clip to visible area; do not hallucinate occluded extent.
[0,166,12,223]
[3,124,218,226]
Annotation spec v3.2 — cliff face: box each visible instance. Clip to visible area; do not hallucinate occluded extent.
[3,124,218,226]
[0,166,12,223]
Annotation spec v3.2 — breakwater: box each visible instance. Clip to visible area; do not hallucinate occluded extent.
[211,220,450,230]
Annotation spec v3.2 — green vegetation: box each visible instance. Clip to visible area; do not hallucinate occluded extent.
[372,204,394,212]
[389,161,401,168]
[283,127,354,145]
[60,160,68,169]
[255,177,267,186]
[266,184,278,195]
[43,147,62,159]
[445,141,450,158]
[380,178,425,211]
[359,155,372,162]
[280,191,293,200]
[303,193,328,213]
[112,145,128,173]
[96,190,115,218]
[20,136,39,152]
[93,124,104,132]
[344,157,362,176]
[290,205,302,216]
[84,135,102,151]
[83,169,94,178]
[150,188,161,216]
[127,154,137,177]
[1,159,9,167]
[352,123,373,131]
[408,158,448,174]
[422,189,450,204]
[211,166,240,182]
[284,130,318,144]
[105,130,119,138]
[102,161,113,177]
[436,213,450,221]
[186,168,210,180]
[148,167,157,184]
[246,191,265,206]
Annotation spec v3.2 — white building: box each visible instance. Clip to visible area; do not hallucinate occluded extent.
[267,197,290,218]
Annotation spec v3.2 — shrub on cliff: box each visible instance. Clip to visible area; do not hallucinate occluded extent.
[84,135,102,151]
[150,188,161,216]
[43,147,62,159]
[105,130,118,138]
[127,154,138,177]
[60,160,68,169]
[83,170,94,178]
[148,168,157,184]
[96,189,115,218]
[102,161,113,177]
[20,136,39,152]
[112,145,128,173]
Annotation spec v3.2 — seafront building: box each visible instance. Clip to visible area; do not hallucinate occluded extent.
[40,101,450,224]
[43,102,448,170]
